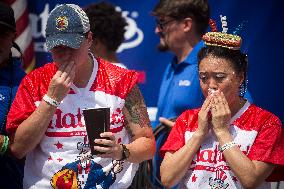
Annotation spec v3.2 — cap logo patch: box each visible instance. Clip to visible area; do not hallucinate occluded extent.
[56,16,68,31]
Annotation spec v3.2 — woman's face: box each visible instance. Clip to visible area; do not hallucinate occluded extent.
[199,55,244,107]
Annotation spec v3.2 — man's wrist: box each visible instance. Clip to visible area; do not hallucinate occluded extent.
[118,144,130,161]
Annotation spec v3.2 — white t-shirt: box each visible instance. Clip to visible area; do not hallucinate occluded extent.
[7,55,139,189]
[161,101,284,189]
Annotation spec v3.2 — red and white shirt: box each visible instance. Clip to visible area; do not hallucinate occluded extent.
[161,101,284,189]
[7,54,139,189]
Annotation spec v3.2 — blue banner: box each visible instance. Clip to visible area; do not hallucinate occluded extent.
[28,0,283,123]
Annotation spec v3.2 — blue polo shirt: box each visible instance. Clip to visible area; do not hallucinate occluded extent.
[155,41,205,128]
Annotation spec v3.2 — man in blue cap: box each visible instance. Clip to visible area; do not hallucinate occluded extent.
[6,4,155,188]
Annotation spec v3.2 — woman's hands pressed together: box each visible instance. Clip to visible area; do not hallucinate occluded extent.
[210,91,231,137]
[197,89,232,140]
[196,93,213,138]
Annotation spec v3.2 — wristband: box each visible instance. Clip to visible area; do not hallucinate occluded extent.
[0,135,9,155]
[43,94,61,107]
[219,141,237,153]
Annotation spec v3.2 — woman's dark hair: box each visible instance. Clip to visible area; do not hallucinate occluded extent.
[152,0,210,35]
[197,46,248,97]
[84,2,127,52]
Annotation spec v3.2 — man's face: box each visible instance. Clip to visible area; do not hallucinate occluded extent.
[154,16,184,52]
[50,38,89,68]
[155,17,175,51]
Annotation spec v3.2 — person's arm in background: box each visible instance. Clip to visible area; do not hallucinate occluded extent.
[159,117,175,128]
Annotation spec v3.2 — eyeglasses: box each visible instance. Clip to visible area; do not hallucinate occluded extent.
[156,19,176,30]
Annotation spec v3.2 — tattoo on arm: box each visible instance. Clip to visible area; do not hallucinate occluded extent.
[124,85,151,128]
[124,118,135,138]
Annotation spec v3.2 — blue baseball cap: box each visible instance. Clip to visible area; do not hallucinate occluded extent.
[45,4,90,51]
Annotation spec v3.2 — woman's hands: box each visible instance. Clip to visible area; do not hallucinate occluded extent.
[93,132,123,160]
[196,94,212,138]
[210,91,231,136]
[197,90,231,138]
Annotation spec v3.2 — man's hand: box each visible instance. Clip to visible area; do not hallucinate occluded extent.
[47,60,76,102]
[159,117,175,128]
[94,132,123,160]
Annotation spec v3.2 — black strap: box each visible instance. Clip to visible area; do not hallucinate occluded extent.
[12,42,23,65]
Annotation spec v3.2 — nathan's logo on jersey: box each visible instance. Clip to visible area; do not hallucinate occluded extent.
[45,107,124,137]
[46,107,86,137]
[47,108,84,129]
[191,144,250,166]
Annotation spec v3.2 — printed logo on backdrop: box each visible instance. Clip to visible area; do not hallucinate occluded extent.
[115,6,144,53]
[29,4,144,53]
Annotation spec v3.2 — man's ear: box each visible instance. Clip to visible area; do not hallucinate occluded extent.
[183,17,193,32]
[86,31,93,46]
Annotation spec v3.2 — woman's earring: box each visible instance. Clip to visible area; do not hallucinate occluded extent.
[239,79,248,97]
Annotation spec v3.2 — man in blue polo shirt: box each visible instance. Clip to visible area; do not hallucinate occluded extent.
[152,0,210,128]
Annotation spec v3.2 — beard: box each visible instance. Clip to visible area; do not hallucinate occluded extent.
[157,42,169,52]
[157,34,169,52]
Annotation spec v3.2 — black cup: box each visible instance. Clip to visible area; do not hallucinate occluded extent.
[83,107,110,155]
